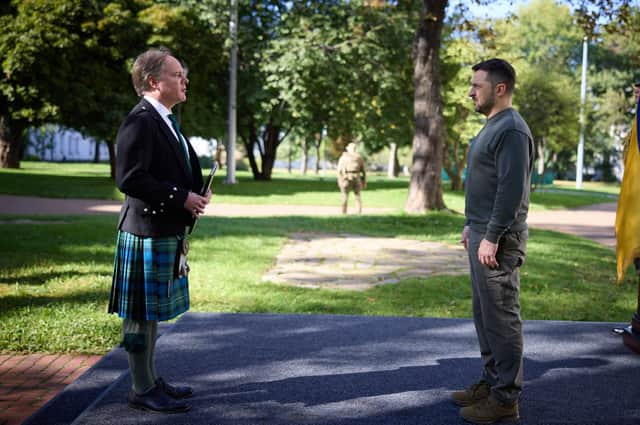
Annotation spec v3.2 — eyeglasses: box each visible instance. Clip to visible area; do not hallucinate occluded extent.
[168,72,189,82]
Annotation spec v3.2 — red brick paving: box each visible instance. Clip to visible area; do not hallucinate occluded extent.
[0,353,101,425]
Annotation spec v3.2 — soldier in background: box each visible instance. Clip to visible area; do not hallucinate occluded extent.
[337,142,366,214]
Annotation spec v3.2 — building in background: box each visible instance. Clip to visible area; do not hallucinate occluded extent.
[25,125,216,162]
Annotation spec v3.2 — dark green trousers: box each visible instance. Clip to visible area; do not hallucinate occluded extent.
[467,229,527,404]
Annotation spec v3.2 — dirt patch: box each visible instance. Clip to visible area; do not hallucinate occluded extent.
[262,232,469,291]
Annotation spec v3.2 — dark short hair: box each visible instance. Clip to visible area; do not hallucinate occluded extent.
[472,58,516,94]
[131,47,173,96]
[635,81,640,87]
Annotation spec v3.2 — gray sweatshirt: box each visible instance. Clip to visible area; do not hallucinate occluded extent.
[464,107,534,244]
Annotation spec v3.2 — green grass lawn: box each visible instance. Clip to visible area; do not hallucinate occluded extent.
[0,161,618,213]
[0,161,630,355]
[0,212,634,355]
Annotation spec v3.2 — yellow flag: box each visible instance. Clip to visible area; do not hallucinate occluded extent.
[616,108,640,283]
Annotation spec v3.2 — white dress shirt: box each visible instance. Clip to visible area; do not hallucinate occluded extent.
[143,95,190,160]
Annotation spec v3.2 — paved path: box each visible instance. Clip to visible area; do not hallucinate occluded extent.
[0,195,617,248]
[526,202,617,248]
[0,195,619,424]
[0,195,394,216]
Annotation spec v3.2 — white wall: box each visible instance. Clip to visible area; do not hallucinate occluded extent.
[26,125,217,162]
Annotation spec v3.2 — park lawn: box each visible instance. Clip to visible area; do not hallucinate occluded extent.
[0,212,634,355]
[0,161,618,212]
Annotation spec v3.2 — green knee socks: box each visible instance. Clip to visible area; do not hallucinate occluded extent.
[122,319,159,395]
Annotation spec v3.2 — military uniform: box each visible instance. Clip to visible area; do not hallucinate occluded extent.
[337,145,366,214]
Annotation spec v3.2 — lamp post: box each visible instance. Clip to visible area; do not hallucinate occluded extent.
[576,36,588,189]
[225,0,238,184]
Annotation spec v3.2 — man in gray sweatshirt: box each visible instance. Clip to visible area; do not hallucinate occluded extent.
[452,58,534,424]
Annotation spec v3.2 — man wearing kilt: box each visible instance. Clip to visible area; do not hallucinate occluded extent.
[108,48,211,414]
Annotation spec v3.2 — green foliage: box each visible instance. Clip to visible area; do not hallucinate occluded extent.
[0,0,149,145]
[440,20,485,188]
[493,0,583,140]
[0,0,228,170]
[482,0,582,179]
[261,2,417,159]
[138,0,228,139]
[516,69,579,153]
[584,7,640,180]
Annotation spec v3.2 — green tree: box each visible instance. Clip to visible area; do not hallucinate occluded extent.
[404,0,634,212]
[584,6,640,181]
[137,1,228,139]
[0,0,149,172]
[0,0,227,175]
[489,0,582,186]
[440,21,484,191]
[516,69,579,186]
[259,0,416,179]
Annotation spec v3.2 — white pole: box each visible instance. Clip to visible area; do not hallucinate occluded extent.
[576,36,588,189]
[225,0,238,184]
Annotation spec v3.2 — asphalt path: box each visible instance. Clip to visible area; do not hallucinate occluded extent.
[26,313,640,425]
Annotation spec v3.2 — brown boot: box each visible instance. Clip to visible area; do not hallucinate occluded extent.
[451,381,490,406]
[460,395,519,424]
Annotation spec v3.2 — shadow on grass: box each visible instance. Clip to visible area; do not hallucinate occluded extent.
[0,172,121,200]
[0,213,630,322]
[0,287,111,316]
[0,170,410,200]
[0,269,99,286]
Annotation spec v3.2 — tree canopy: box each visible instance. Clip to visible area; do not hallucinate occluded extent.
[1,0,638,196]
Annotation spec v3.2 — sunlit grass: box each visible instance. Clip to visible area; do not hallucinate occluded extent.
[0,213,633,354]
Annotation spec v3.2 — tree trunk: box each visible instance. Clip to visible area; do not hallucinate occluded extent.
[107,140,116,179]
[93,140,101,163]
[0,115,23,169]
[300,138,308,175]
[314,139,321,174]
[261,123,280,180]
[388,142,399,178]
[405,0,447,213]
[313,132,322,175]
[243,117,282,181]
[244,120,261,178]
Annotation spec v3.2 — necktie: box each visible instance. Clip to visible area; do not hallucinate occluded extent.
[167,114,192,175]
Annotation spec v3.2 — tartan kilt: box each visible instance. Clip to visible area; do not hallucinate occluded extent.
[108,231,189,321]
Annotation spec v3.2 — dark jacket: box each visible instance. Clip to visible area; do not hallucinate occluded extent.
[115,98,203,237]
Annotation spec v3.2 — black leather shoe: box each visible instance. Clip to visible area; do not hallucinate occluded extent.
[156,377,193,399]
[128,385,190,413]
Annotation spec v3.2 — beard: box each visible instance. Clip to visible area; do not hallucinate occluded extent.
[474,94,496,116]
